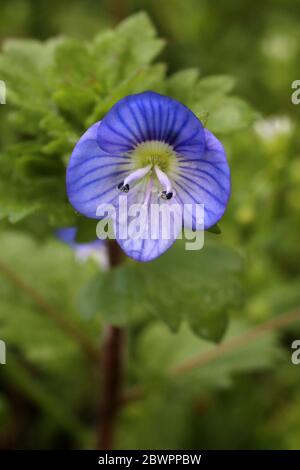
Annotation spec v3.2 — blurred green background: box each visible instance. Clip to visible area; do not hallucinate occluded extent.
[1,0,300,450]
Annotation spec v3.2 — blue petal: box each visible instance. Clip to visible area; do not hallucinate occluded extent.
[173,129,230,230]
[113,179,182,262]
[97,91,205,157]
[66,122,133,219]
[56,227,77,244]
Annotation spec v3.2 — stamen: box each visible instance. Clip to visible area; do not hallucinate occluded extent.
[118,164,151,192]
[143,177,153,206]
[154,165,174,200]
[161,190,173,200]
[118,182,129,193]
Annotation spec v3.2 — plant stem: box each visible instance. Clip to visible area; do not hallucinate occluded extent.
[169,307,300,375]
[98,325,125,449]
[109,0,128,24]
[97,240,125,450]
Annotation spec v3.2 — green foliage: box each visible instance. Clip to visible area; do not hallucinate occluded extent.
[0,12,255,231]
[119,320,281,449]
[1,2,298,451]
[79,240,243,341]
[207,223,221,234]
[137,321,281,389]
[0,231,100,445]
[0,232,99,367]
[0,13,166,228]
[166,73,257,134]
[0,12,253,343]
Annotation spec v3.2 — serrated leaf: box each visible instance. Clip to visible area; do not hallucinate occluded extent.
[206,97,258,134]
[193,96,257,134]
[79,241,244,342]
[92,12,165,92]
[196,75,236,98]
[114,12,165,73]
[166,68,199,103]
[137,320,282,389]
[88,63,166,124]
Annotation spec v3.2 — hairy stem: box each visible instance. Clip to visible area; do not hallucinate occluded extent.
[97,241,125,450]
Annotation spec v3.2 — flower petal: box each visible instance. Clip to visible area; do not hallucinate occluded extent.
[66,122,133,218]
[113,179,182,262]
[173,129,231,229]
[56,226,103,249]
[56,227,77,244]
[97,91,205,157]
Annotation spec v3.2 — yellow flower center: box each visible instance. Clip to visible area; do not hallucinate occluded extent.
[130,140,178,173]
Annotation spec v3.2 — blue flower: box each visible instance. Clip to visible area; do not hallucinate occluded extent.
[66,91,230,262]
[56,227,107,266]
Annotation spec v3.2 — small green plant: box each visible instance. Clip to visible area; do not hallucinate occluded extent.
[0,13,269,450]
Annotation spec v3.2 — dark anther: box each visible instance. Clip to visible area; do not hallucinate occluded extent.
[161,190,173,200]
[118,182,130,193]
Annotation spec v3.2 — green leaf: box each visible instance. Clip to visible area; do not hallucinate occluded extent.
[88,63,166,124]
[75,216,99,243]
[0,200,42,223]
[195,75,236,98]
[202,96,258,134]
[92,12,165,93]
[166,68,200,103]
[207,223,222,234]
[16,155,62,178]
[52,39,99,122]
[137,320,282,390]
[113,12,165,75]
[78,264,144,324]
[166,72,257,133]
[79,241,244,342]
[0,231,98,360]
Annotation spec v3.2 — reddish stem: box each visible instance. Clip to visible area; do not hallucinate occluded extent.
[97,241,125,450]
[98,325,124,449]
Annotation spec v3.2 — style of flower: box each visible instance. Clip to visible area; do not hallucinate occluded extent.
[66,91,230,262]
